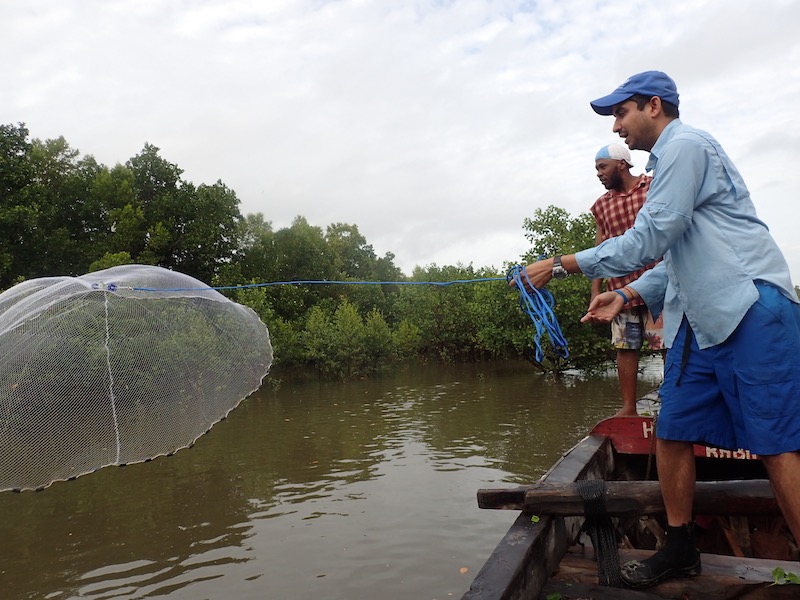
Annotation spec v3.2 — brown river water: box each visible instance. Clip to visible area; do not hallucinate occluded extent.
[0,359,663,600]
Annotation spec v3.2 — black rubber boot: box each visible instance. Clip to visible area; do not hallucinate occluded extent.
[620,522,701,588]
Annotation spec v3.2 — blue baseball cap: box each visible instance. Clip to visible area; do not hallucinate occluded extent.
[590,71,679,116]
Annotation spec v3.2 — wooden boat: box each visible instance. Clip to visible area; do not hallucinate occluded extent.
[460,394,799,599]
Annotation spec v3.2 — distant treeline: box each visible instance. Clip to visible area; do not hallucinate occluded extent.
[1,122,617,377]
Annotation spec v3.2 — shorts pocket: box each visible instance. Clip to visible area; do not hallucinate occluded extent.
[734,366,796,419]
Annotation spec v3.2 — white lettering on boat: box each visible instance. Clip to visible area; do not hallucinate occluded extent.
[704,447,758,460]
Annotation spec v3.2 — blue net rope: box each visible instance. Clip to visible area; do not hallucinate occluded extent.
[118,269,569,364]
[128,278,506,291]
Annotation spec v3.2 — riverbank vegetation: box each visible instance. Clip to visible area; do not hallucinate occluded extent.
[0,123,718,378]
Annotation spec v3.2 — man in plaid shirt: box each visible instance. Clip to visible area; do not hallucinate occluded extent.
[591,144,663,416]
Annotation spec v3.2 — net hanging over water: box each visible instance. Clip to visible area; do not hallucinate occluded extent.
[0,265,273,492]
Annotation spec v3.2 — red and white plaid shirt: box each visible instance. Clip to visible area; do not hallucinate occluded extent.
[590,174,660,308]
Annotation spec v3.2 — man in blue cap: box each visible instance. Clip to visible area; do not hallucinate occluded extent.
[519,71,800,588]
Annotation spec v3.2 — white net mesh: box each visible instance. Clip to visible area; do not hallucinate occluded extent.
[0,265,273,492]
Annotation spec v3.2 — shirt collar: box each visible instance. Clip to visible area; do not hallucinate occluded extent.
[646,118,682,173]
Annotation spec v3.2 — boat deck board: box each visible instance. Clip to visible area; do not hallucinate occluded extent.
[541,546,800,600]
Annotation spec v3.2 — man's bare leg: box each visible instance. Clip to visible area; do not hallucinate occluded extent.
[760,451,800,544]
[614,349,639,417]
[657,438,696,525]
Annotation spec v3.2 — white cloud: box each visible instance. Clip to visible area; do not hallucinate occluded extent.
[2,0,800,284]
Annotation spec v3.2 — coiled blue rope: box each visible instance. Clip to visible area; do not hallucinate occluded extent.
[506,264,569,363]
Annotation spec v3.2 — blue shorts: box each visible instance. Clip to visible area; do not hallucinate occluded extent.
[657,282,800,455]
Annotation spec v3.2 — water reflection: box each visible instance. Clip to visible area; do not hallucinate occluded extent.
[0,359,662,600]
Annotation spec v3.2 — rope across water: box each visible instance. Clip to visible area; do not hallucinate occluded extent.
[102,265,570,364]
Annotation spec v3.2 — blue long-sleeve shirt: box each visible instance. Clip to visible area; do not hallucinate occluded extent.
[575,119,797,349]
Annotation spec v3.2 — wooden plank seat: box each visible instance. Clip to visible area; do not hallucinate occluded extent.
[478,479,778,516]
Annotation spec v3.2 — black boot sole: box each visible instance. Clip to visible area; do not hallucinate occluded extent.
[621,559,702,589]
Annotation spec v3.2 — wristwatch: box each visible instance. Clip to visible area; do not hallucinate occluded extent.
[552,255,568,279]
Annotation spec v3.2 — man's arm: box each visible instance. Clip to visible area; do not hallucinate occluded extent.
[517,254,582,290]
[591,224,604,298]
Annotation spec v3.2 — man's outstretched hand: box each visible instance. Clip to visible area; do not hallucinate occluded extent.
[581,291,625,324]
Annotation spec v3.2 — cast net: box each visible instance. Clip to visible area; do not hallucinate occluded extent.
[0,265,273,492]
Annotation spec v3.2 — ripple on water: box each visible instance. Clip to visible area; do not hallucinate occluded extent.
[0,360,659,600]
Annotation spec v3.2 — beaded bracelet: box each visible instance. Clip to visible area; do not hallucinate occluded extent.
[614,289,629,304]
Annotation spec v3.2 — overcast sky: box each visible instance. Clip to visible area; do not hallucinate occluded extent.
[3,0,800,283]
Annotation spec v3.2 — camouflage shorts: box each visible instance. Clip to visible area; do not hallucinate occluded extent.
[611,305,664,351]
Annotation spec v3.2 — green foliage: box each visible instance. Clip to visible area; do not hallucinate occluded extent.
[394,264,482,362]
[772,567,800,585]
[363,309,396,367]
[392,319,423,359]
[302,300,394,379]
[89,251,134,272]
[470,276,532,358]
[523,205,595,258]
[124,145,242,282]
[0,123,620,378]
[26,136,100,276]
[0,128,242,286]
[0,123,34,283]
